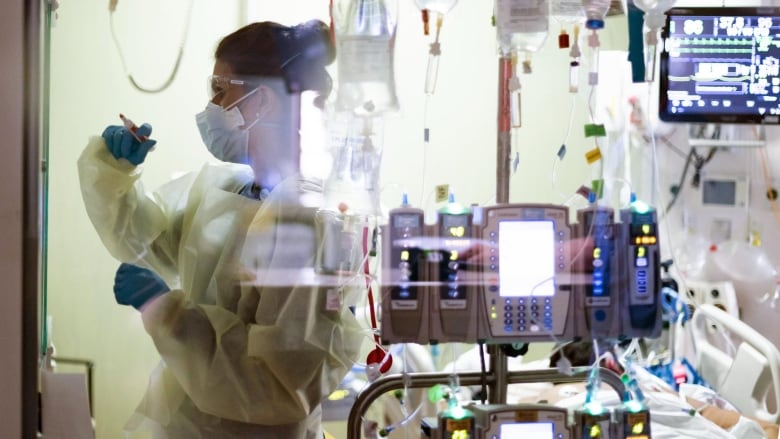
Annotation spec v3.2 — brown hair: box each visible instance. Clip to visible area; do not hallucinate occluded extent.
[215,20,335,107]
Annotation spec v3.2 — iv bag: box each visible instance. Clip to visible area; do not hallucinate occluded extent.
[551,0,584,25]
[414,0,459,15]
[495,0,550,56]
[632,0,675,81]
[333,0,400,116]
[581,0,610,29]
[322,115,383,215]
[633,0,676,30]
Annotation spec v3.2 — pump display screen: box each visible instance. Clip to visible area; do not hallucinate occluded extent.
[500,422,554,438]
[659,7,780,124]
[393,214,421,229]
[441,214,470,238]
[498,220,556,297]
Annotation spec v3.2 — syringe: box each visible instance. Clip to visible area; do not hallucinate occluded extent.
[119,113,148,143]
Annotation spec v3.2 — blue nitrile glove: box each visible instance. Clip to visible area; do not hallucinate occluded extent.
[101,123,156,166]
[114,263,170,310]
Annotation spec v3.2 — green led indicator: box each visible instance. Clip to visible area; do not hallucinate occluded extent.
[624,399,644,413]
[631,199,650,214]
[584,400,605,415]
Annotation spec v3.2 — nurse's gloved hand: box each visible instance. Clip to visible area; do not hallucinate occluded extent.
[102,123,156,166]
[114,263,170,311]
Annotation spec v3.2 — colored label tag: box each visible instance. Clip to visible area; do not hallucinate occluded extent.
[585,147,602,164]
[591,179,604,198]
[558,31,570,48]
[584,123,606,137]
[557,144,567,159]
[576,185,592,199]
[435,184,450,203]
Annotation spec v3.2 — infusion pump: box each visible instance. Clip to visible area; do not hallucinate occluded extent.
[430,404,652,439]
[380,203,662,345]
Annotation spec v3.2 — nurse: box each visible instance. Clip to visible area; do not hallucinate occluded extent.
[78,20,363,439]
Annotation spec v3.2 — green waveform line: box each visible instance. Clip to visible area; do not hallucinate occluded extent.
[691,75,750,81]
[669,75,751,82]
[672,37,754,45]
[677,48,753,54]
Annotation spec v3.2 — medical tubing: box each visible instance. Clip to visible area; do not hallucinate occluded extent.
[758,146,780,225]
[379,402,424,437]
[620,338,640,364]
[664,147,695,214]
[551,95,578,201]
[363,226,381,345]
[623,356,646,403]
[108,0,194,93]
[603,177,635,209]
[478,342,488,404]
[419,95,431,207]
[644,84,700,356]
[509,55,522,128]
[643,30,658,83]
[425,44,441,95]
[400,345,411,419]
[424,15,444,95]
[584,338,603,405]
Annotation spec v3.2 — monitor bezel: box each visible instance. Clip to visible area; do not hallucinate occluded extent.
[659,6,780,125]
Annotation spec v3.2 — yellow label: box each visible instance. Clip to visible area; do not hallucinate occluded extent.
[436,184,450,203]
[585,148,602,164]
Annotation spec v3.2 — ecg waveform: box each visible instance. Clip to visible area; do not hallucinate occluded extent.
[669,75,751,82]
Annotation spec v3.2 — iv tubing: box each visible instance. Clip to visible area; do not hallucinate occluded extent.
[108,0,194,93]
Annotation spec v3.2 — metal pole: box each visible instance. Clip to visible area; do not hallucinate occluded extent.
[496,56,512,205]
[23,0,42,437]
[489,55,515,406]
[346,367,626,439]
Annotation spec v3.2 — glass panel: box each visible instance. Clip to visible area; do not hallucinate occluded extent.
[44,1,619,438]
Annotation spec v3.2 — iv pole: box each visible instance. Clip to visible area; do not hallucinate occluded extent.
[488,55,515,405]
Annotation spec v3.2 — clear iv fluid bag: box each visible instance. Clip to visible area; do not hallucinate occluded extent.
[323,116,382,215]
[581,0,610,29]
[551,0,584,24]
[633,0,675,19]
[334,0,400,115]
[633,0,675,33]
[414,0,458,15]
[633,0,676,81]
[495,0,550,56]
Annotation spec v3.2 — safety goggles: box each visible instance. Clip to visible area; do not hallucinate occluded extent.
[207,74,260,100]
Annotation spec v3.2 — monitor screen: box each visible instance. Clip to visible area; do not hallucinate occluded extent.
[659,7,780,124]
[702,179,737,205]
[500,422,554,438]
[498,220,556,297]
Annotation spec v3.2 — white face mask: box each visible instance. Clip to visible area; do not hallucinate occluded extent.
[195,89,259,164]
